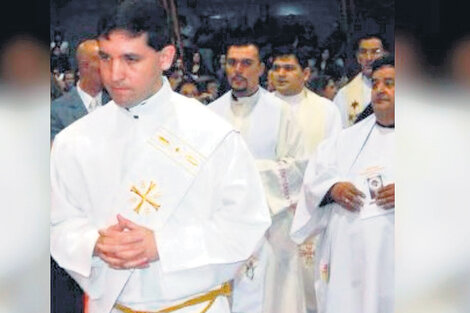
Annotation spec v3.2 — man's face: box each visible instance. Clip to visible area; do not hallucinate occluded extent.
[322,79,337,100]
[98,30,175,108]
[64,73,75,89]
[371,65,395,120]
[78,40,103,89]
[226,45,264,97]
[272,55,309,96]
[356,38,384,77]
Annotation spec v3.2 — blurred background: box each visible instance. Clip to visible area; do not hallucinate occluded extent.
[0,1,50,313]
[50,0,393,103]
[396,0,470,312]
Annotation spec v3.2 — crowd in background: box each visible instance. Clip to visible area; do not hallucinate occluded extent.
[50,13,363,105]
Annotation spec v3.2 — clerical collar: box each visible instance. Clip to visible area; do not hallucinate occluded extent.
[121,77,171,120]
[376,120,395,128]
[274,88,305,105]
[230,87,261,117]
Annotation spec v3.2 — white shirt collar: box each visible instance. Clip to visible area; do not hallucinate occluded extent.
[230,87,261,117]
[77,81,102,112]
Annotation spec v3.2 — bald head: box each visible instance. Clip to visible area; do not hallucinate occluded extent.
[76,39,99,65]
[75,39,102,96]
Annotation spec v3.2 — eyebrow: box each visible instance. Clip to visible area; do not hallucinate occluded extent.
[123,53,141,59]
[97,50,142,59]
[372,77,395,82]
[273,62,297,67]
[227,57,256,61]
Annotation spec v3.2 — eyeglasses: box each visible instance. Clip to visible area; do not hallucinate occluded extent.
[357,48,383,57]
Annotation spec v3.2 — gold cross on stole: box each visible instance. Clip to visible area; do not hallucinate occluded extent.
[130,181,161,214]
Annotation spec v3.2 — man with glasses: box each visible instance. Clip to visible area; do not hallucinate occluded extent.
[333,34,386,127]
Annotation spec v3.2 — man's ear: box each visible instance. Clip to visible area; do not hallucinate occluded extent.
[258,62,266,77]
[303,67,311,83]
[159,45,177,71]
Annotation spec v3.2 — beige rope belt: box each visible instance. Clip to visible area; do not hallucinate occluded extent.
[114,282,231,313]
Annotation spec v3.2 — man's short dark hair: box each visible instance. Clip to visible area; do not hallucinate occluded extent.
[225,31,261,59]
[97,0,171,51]
[308,74,334,93]
[353,32,388,52]
[271,45,309,69]
[371,54,395,73]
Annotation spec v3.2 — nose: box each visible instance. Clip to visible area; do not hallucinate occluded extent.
[364,52,375,63]
[278,67,287,76]
[234,61,244,73]
[110,60,125,83]
[374,81,385,93]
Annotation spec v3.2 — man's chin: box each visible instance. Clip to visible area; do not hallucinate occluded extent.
[274,84,289,92]
[362,68,373,77]
[372,100,392,110]
[232,86,247,93]
[112,96,134,108]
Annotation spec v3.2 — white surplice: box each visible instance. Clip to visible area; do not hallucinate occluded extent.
[333,73,372,128]
[51,79,271,313]
[291,115,394,313]
[275,87,342,313]
[209,87,306,313]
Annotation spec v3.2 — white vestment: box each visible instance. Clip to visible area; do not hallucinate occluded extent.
[275,88,342,158]
[291,115,394,313]
[275,87,342,313]
[209,88,306,313]
[333,73,371,128]
[51,79,271,313]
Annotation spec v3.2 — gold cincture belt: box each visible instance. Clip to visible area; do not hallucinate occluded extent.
[114,282,231,313]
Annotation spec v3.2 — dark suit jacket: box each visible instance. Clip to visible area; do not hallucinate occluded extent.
[51,87,110,141]
[51,258,83,313]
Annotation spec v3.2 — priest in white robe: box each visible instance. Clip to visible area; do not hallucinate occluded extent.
[51,3,271,313]
[270,46,342,313]
[209,40,306,313]
[334,34,386,127]
[271,46,342,158]
[291,55,395,313]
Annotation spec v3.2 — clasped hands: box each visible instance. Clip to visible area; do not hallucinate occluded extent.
[93,214,159,270]
[330,182,395,211]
